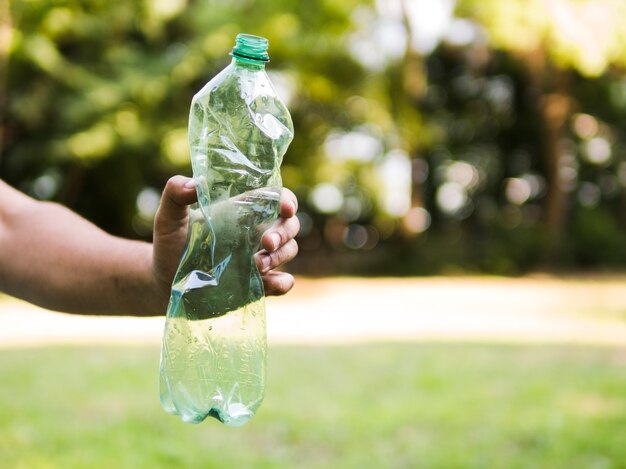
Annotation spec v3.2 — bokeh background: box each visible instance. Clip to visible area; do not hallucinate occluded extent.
[1,0,626,467]
[4,0,626,273]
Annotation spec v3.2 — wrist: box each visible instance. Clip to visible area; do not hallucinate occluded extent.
[119,240,169,316]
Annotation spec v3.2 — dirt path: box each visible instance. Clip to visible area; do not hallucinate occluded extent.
[1,276,625,347]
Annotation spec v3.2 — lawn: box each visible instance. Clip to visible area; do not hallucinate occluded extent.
[0,343,624,468]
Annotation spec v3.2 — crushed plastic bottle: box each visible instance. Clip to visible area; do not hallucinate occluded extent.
[159,34,294,426]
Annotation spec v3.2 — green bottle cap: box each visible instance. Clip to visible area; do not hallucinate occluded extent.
[231,34,270,63]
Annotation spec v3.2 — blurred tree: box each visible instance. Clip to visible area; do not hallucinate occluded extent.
[3,0,367,237]
[3,0,626,274]
[457,0,626,259]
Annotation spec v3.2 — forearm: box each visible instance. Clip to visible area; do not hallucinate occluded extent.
[0,186,166,316]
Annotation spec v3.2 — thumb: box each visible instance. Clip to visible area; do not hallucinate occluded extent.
[154,176,198,237]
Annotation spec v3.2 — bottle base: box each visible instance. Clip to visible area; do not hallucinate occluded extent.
[159,301,266,427]
[161,398,254,427]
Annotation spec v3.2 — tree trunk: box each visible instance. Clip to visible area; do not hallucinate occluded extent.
[541,93,571,241]
[522,48,573,261]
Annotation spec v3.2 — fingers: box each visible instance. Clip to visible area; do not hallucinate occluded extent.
[262,216,300,253]
[257,188,299,296]
[262,188,300,252]
[153,176,198,237]
[256,238,299,274]
[279,188,298,218]
[262,271,295,296]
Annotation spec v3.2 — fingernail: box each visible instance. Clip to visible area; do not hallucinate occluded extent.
[184,178,196,189]
[291,201,297,213]
[260,254,271,272]
[269,233,280,251]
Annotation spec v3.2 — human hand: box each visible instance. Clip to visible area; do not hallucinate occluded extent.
[254,187,300,295]
[152,176,300,308]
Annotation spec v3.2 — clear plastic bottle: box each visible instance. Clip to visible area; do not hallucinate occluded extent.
[159,34,293,426]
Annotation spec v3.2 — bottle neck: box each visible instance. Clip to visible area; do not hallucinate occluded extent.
[231,56,266,71]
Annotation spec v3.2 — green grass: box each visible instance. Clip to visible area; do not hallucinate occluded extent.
[0,343,624,469]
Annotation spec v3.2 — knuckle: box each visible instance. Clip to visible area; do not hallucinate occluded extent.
[273,218,298,245]
[270,227,286,248]
[286,189,298,209]
[289,215,301,235]
[271,279,287,295]
[272,239,298,266]
[276,227,287,243]
[264,278,279,296]
[264,273,294,296]
[269,249,285,267]
[281,275,295,294]
[165,176,180,191]
[290,239,299,257]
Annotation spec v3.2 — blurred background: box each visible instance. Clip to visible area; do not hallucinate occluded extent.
[1,0,626,467]
[4,0,626,273]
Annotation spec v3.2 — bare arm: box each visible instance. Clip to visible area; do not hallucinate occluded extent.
[0,180,157,315]
[0,178,299,316]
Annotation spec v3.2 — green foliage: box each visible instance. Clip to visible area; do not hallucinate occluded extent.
[3,0,626,273]
[572,207,626,266]
[0,344,625,467]
[457,0,626,76]
[4,0,375,236]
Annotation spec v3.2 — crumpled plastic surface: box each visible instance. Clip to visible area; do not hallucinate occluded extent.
[159,59,294,425]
